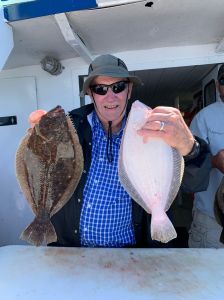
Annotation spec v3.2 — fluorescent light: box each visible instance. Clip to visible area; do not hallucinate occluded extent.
[97,0,145,7]
[40,56,63,75]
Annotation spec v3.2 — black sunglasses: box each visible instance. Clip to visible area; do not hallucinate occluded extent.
[90,81,129,95]
[219,77,224,86]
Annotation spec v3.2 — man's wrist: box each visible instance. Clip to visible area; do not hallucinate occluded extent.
[184,139,200,161]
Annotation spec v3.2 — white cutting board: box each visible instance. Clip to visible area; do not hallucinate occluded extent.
[0,245,224,300]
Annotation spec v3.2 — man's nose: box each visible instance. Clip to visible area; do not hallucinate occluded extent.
[106,87,117,99]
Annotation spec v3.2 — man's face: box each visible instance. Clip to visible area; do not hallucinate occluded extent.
[87,76,133,128]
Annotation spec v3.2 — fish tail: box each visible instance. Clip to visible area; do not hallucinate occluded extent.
[20,217,57,246]
[150,212,177,243]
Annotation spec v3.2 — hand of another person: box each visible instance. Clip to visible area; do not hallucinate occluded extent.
[212,149,224,173]
[137,106,195,156]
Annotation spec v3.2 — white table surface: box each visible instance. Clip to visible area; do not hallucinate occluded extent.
[0,245,224,300]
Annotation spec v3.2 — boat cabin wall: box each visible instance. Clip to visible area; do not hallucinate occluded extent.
[0,57,88,112]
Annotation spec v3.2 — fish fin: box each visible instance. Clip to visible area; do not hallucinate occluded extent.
[151,212,177,243]
[20,217,57,246]
[15,135,38,215]
[165,148,184,211]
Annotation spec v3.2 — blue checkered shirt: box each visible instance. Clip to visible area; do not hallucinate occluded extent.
[80,111,135,247]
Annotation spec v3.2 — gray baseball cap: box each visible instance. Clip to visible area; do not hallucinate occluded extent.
[80,54,142,96]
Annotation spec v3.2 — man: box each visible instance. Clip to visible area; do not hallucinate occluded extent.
[189,64,224,248]
[51,54,211,248]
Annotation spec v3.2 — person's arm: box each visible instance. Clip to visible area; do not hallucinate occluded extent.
[180,110,212,193]
[181,136,212,193]
[190,110,224,175]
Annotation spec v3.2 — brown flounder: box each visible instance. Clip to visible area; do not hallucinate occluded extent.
[16,106,83,246]
[214,176,224,243]
[119,100,184,243]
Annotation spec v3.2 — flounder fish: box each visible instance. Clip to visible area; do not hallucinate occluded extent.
[119,100,184,243]
[16,106,83,246]
[214,176,224,243]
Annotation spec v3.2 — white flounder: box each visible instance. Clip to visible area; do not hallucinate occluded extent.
[119,100,184,243]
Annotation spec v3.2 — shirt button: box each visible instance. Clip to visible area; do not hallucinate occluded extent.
[78,198,81,203]
[89,142,91,146]
[74,229,78,234]
[83,170,86,174]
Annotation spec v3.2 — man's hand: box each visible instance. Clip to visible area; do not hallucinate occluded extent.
[137,106,195,156]
[212,149,224,173]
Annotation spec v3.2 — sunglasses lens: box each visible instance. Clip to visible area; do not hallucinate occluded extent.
[91,85,108,95]
[112,81,127,93]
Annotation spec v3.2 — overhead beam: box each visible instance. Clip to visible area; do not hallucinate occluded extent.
[54,13,93,64]
[2,0,97,22]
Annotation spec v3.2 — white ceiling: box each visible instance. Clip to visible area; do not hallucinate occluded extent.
[3,0,224,106]
[4,0,224,69]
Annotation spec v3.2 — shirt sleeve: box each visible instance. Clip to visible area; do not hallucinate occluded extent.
[181,110,212,193]
[181,136,212,193]
[190,111,209,144]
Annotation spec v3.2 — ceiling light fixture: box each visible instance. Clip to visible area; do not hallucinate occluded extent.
[40,56,64,75]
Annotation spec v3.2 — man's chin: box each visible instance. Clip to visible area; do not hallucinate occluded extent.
[104,112,121,122]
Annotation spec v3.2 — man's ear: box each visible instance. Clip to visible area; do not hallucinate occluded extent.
[86,88,94,102]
